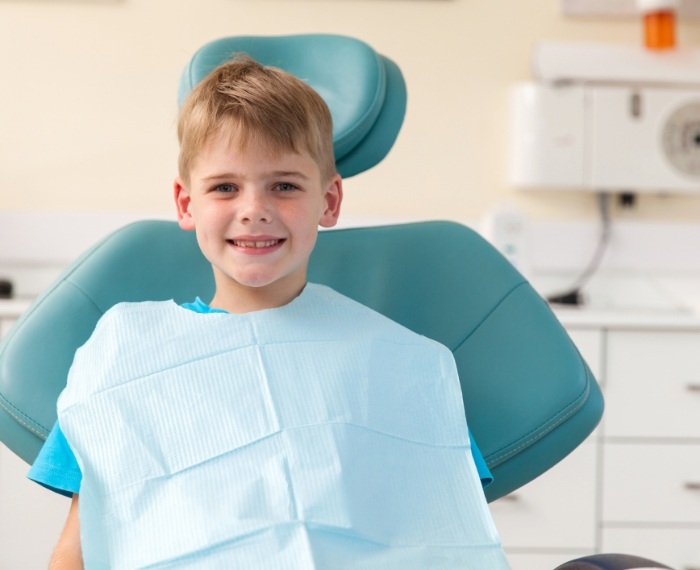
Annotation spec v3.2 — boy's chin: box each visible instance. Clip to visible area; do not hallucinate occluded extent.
[230,271,307,296]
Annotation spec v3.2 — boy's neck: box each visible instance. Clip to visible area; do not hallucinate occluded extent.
[209,281,307,314]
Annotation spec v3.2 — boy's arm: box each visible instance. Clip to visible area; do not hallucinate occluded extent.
[49,494,83,570]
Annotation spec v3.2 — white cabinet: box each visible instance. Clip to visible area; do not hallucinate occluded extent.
[0,307,69,570]
[492,321,700,570]
[601,330,700,568]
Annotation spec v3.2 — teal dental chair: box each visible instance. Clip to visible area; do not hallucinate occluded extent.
[0,35,670,570]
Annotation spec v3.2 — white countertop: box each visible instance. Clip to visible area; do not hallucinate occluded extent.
[553,305,700,330]
[0,298,32,319]
[536,272,700,330]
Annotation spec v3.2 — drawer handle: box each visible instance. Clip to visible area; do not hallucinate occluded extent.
[684,482,700,491]
[687,384,700,392]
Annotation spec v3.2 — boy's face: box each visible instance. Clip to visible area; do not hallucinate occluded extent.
[174,131,342,313]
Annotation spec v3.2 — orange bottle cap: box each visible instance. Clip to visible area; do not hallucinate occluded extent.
[644,10,676,50]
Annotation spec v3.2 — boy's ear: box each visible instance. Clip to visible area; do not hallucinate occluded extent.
[319,175,343,228]
[174,178,195,231]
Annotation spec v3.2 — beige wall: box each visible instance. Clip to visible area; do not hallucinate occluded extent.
[1,0,700,222]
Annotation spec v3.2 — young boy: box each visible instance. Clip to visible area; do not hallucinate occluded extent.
[29,55,510,569]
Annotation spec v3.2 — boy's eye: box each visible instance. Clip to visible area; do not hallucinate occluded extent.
[215,184,236,193]
[274,182,298,192]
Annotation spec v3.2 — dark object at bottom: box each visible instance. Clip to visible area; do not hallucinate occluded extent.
[554,553,673,569]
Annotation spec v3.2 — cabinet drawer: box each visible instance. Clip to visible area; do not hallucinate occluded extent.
[603,442,700,524]
[490,441,597,550]
[602,527,700,570]
[605,331,700,438]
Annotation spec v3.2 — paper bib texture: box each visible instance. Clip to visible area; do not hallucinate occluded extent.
[58,284,510,569]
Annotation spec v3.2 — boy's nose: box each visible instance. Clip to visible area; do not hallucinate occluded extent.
[239,191,272,223]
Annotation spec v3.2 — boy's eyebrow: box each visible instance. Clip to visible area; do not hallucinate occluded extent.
[271,170,311,180]
[201,170,311,181]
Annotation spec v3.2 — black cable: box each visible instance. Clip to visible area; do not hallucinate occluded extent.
[546,192,612,306]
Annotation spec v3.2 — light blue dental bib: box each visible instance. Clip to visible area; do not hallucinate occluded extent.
[58,284,509,569]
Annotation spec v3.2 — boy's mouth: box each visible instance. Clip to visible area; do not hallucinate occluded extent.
[229,239,284,249]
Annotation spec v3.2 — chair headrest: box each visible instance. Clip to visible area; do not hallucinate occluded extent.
[177,34,406,178]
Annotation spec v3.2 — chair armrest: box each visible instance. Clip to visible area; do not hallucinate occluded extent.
[554,553,673,569]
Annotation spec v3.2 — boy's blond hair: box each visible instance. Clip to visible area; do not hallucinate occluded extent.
[177,54,336,184]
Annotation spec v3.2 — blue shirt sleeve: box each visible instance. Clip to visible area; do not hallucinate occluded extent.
[469,430,493,488]
[27,421,81,497]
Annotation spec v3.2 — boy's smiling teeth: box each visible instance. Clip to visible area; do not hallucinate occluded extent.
[230,239,281,248]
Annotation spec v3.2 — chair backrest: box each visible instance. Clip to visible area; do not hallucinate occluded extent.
[0,35,602,503]
[0,220,602,502]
